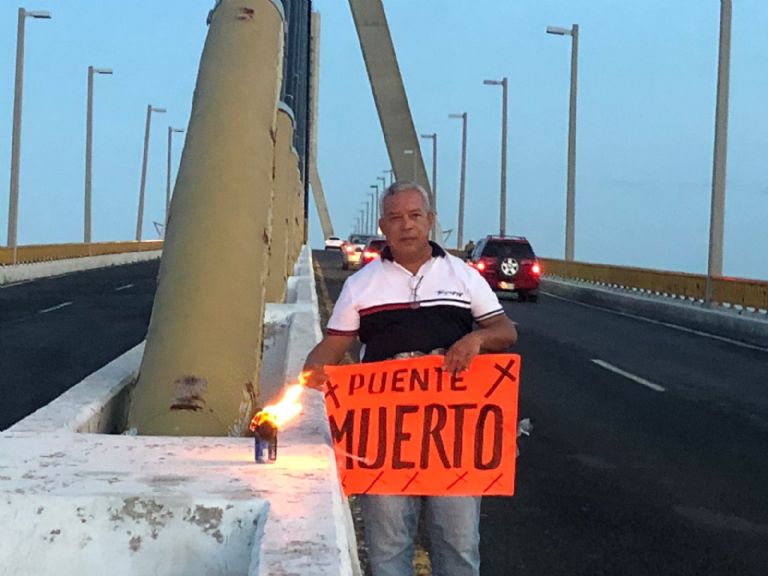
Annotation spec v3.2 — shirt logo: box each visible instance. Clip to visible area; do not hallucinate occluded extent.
[436,289,464,298]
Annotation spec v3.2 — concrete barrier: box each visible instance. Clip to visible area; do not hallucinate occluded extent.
[1,246,360,575]
[0,434,271,576]
[543,277,768,349]
[0,250,162,285]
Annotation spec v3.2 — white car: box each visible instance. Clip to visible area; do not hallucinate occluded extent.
[324,236,344,250]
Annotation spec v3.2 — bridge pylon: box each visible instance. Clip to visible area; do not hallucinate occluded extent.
[128,0,286,436]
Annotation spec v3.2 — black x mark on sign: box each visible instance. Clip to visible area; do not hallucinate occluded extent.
[484,359,517,399]
[325,380,341,409]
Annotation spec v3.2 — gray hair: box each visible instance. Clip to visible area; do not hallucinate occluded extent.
[379,181,433,215]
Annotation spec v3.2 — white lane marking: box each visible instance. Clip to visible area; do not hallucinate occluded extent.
[542,291,768,353]
[38,302,73,314]
[115,283,134,291]
[591,359,666,392]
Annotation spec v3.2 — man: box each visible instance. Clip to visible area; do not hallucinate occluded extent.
[464,239,476,259]
[304,181,517,576]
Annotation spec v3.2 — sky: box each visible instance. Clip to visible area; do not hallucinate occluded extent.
[1,1,766,281]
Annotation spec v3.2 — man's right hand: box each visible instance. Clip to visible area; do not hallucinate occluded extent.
[302,333,355,390]
[302,367,328,391]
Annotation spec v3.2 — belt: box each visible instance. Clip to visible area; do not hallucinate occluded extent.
[390,348,446,360]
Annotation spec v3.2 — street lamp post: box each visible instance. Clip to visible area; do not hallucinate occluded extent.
[135,104,166,241]
[366,198,373,235]
[369,190,377,234]
[376,176,386,229]
[383,169,394,186]
[7,8,52,262]
[403,149,416,181]
[420,133,438,240]
[370,184,379,232]
[547,24,580,261]
[166,126,185,226]
[483,77,508,235]
[706,0,732,305]
[84,66,113,244]
[449,112,468,249]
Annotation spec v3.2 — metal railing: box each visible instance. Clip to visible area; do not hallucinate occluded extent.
[0,241,162,266]
[541,258,768,312]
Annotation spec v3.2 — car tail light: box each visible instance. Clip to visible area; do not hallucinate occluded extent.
[363,251,379,260]
[344,244,356,254]
[532,262,541,275]
[477,257,497,271]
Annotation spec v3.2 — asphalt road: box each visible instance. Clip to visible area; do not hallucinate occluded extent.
[312,249,768,576]
[0,261,159,430]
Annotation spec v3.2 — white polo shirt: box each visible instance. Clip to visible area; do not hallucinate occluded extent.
[327,242,504,362]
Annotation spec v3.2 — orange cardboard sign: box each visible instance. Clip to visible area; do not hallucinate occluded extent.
[324,354,520,496]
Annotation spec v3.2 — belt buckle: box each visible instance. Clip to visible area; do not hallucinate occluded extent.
[392,351,424,360]
[391,348,445,360]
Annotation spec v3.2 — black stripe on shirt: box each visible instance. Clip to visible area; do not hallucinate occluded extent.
[359,304,474,362]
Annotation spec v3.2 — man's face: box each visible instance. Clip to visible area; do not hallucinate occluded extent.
[379,189,435,256]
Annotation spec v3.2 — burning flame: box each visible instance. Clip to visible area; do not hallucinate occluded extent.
[249,370,312,431]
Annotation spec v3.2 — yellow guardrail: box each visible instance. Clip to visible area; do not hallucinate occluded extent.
[541,258,768,312]
[0,241,163,266]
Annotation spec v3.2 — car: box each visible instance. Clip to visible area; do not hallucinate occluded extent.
[360,238,387,267]
[341,242,363,270]
[341,234,376,270]
[348,234,376,247]
[324,235,344,250]
[467,235,541,302]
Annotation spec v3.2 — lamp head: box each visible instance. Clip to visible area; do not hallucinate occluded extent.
[546,25,571,36]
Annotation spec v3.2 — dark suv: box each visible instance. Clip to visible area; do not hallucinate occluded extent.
[361,238,387,267]
[468,235,541,302]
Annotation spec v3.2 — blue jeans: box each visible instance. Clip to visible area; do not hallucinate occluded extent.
[358,495,481,576]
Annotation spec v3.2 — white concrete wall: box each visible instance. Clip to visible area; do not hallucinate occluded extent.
[543,278,768,348]
[1,246,360,575]
[0,250,162,285]
[0,434,271,576]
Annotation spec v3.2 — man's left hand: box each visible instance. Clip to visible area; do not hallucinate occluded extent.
[444,332,481,373]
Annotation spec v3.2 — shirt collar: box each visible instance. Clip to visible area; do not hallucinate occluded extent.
[381,241,446,262]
